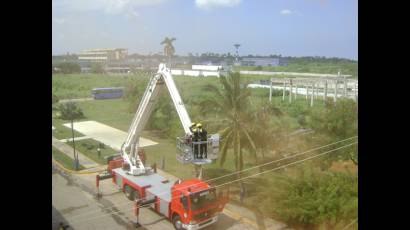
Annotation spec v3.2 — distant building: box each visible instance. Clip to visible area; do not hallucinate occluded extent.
[241,57,288,67]
[78,48,128,63]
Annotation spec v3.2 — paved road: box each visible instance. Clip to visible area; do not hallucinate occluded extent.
[63,121,158,151]
[52,163,260,230]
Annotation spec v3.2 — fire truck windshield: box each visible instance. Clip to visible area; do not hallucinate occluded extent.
[189,188,217,211]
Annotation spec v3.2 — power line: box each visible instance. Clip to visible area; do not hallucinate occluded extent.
[67,136,357,219]
[342,218,358,230]
[69,141,357,224]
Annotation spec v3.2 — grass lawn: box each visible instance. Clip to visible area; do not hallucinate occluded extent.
[52,74,141,99]
[52,147,85,170]
[66,138,118,165]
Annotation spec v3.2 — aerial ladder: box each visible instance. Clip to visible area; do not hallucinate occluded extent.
[120,63,219,176]
[96,64,227,230]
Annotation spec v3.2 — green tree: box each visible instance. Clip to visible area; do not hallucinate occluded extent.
[248,103,282,160]
[308,98,358,165]
[265,167,358,229]
[58,102,85,170]
[203,72,257,195]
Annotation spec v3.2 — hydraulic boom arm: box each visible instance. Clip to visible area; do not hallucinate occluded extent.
[121,63,193,175]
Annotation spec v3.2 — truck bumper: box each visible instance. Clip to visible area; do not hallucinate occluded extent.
[182,215,218,230]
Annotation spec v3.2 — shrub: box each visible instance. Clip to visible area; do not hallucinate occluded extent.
[52,94,59,105]
[266,167,358,228]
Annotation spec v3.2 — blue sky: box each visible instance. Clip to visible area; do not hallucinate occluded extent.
[52,0,358,60]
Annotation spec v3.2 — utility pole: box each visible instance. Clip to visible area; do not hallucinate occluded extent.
[71,119,78,170]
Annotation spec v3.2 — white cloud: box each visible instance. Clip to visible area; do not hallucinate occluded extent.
[55,0,167,14]
[280,9,292,15]
[195,0,241,10]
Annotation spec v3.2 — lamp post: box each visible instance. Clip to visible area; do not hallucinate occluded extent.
[71,119,79,170]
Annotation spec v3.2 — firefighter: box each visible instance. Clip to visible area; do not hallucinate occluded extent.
[189,122,196,133]
[186,122,196,145]
[192,125,200,159]
[196,123,207,159]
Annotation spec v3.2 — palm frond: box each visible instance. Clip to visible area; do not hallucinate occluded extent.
[219,130,233,167]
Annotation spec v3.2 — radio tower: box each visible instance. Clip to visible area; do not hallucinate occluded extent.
[234,44,241,64]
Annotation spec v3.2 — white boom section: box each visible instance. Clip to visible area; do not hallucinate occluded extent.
[158,64,193,135]
[121,63,192,175]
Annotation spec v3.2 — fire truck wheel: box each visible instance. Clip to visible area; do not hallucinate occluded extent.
[124,185,135,201]
[172,215,183,230]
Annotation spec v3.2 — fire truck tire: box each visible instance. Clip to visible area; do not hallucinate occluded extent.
[124,185,141,201]
[124,185,135,200]
[172,215,183,230]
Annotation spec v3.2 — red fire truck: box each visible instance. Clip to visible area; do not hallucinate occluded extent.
[97,63,228,229]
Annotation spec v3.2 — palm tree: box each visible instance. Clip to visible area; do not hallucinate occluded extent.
[203,71,257,198]
[160,37,176,66]
[58,102,84,170]
[249,104,282,160]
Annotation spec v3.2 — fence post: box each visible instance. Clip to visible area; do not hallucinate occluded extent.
[334,80,338,103]
[295,84,298,100]
[269,79,272,102]
[344,76,347,98]
[282,80,286,101]
[289,79,292,103]
[310,83,314,107]
[355,82,358,102]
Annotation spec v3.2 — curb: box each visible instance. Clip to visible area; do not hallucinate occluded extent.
[52,158,106,175]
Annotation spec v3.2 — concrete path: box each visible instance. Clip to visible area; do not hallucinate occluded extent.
[63,121,158,151]
[59,97,94,103]
[52,136,100,169]
[60,136,92,143]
